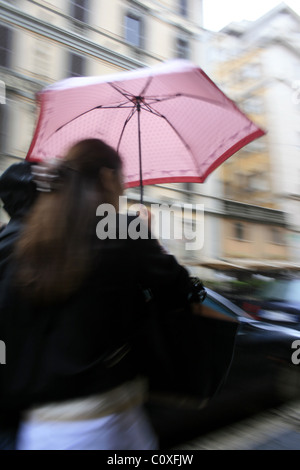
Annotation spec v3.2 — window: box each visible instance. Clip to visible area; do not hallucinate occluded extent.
[248,173,269,192]
[234,222,244,240]
[34,41,51,78]
[240,63,261,81]
[270,227,284,245]
[0,80,5,105]
[0,24,12,68]
[244,138,266,153]
[125,14,142,48]
[68,52,85,77]
[0,103,8,153]
[179,0,188,17]
[184,182,192,199]
[241,96,264,115]
[176,38,189,59]
[70,0,89,23]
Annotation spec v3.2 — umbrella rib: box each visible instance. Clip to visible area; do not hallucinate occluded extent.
[109,82,134,101]
[53,103,134,134]
[140,105,201,173]
[109,77,154,101]
[179,92,228,108]
[140,76,153,96]
[143,93,228,109]
[141,102,165,117]
[117,107,137,152]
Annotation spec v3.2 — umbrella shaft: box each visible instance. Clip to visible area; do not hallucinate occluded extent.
[137,103,143,205]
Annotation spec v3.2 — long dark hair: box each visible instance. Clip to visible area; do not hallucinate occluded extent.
[14,139,122,304]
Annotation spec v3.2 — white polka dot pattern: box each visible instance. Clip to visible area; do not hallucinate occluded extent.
[27,60,265,187]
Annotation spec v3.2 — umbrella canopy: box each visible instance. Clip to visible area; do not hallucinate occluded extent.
[27,59,265,198]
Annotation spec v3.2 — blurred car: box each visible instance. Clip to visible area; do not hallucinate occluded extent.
[242,278,300,328]
[146,288,300,448]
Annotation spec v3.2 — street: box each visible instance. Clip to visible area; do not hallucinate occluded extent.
[172,399,300,450]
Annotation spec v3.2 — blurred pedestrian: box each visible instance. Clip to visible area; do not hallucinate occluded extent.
[0,161,38,450]
[0,161,38,284]
[0,139,199,450]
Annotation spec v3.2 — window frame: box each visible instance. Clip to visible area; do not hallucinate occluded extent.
[0,100,9,153]
[0,24,13,69]
[269,227,284,245]
[234,222,245,241]
[68,52,86,78]
[176,36,190,59]
[124,11,144,49]
[70,0,90,24]
[179,0,188,17]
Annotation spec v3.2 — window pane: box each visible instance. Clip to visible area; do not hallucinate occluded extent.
[287,281,300,303]
[0,104,7,152]
[125,15,141,47]
[177,38,189,59]
[261,280,300,303]
[179,0,188,17]
[0,80,5,105]
[235,222,244,240]
[270,227,284,245]
[69,53,85,77]
[0,25,12,68]
[70,0,89,22]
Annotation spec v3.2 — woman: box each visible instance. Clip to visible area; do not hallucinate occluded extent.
[0,139,195,450]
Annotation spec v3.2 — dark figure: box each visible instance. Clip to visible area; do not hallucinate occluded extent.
[0,161,37,283]
[0,160,38,450]
[0,139,200,450]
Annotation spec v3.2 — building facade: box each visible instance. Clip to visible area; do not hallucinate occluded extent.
[1,0,299,278]
[0,0,205,228]
[0,0,204,161]
[202,3,300,273]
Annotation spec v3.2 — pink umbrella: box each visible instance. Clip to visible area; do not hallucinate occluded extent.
[27,59,265,202]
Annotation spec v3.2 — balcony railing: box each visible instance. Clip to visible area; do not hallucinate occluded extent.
[223,199,286,226]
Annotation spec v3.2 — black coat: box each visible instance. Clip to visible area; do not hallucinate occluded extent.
[0,219,22,279]
[0,161,37,432]
[0,224,192,413]
[0,160,37,295]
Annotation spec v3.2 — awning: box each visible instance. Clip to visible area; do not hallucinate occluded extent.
[191,258,300,273]
[196,259,249,272]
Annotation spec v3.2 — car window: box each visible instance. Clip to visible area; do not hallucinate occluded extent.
[204,295,238,320]
[260,279,300,303]
[260,281,287,301]
[286,280,300,303]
